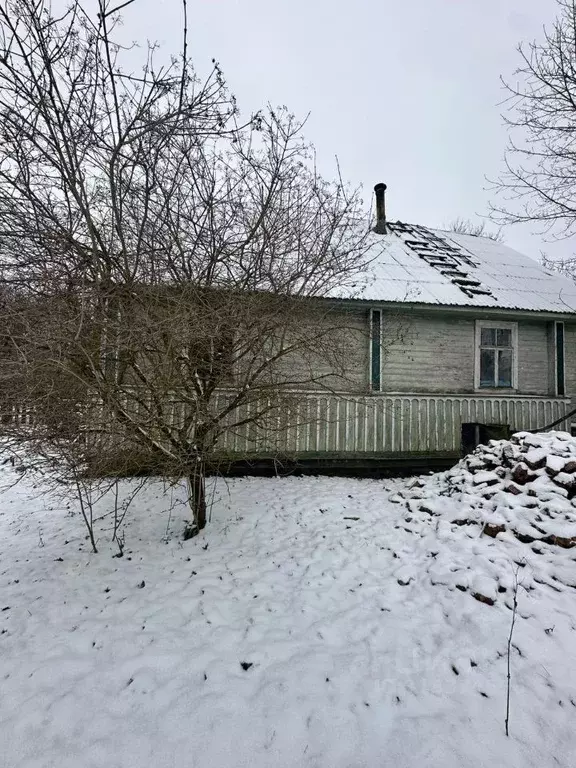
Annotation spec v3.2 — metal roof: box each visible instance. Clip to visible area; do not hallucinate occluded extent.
[338,222,576,314]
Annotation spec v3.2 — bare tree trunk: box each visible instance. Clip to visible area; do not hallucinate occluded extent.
[184,460,207,538]
[73,474,98,554]
[505,566,520,737]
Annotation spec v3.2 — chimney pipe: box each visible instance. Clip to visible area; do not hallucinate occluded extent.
[373,182,387,234]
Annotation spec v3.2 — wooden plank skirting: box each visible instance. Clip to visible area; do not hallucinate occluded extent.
[2,392,570,459]
[212,392,571,456]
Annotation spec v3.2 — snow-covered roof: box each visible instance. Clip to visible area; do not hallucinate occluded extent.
[343,222,576,314]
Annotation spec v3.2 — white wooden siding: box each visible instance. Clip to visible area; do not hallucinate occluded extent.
[213,391,570,455]
[517,322,551,394]
[272,308,369,392]
[381,315,475,393]
[8,389,567,457]
[381,313,557,396]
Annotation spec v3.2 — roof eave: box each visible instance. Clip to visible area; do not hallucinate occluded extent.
[325,296,576,320]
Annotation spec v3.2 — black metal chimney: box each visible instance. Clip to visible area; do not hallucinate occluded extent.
[373,182,387,234]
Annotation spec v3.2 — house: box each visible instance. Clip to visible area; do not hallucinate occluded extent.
[218,184,576,474]
[4,184,576,479]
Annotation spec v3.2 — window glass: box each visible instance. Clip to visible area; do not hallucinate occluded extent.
[497,349,512,387]
[479,325,515,388]
[480,328,496,346]
[480,348,495,387]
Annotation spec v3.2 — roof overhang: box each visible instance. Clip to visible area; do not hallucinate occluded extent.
[322,296,576,322]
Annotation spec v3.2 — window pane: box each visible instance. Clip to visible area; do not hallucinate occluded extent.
[480,349,495,387]
[480,328,496,346]
[498,349,512,387]
[496,329,512,347]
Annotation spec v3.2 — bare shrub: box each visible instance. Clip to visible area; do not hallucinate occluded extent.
[448,218,503,242]
[0,0,377,535]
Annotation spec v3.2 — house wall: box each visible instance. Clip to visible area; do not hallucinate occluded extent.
[380,311,564,398]
[381,313,475,393]
[222,309,574,456]
[276,307,370,392]
[81,307,576,464]
[517,322,550,395]
[281,307,573,401]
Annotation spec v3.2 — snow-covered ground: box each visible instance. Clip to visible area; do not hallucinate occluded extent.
[1,438,576,768]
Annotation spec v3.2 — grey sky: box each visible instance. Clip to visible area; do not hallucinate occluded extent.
[123,0,562,262]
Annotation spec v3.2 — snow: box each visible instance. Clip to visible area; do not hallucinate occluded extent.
[472,469,500,485]
[1,440,576,767]
[525,447,547,467]
[337,224,576,312]
[546,454,567,474]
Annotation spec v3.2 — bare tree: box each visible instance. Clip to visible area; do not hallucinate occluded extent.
[540,251,576,278]
[492,0,576,241]
[0,0,376,536]
[448,218,503,242]
[505,565,521,737]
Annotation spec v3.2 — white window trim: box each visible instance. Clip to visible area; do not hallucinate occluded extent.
[474,320,518,391]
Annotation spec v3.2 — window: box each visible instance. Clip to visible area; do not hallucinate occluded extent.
[475,321,517,389]
[370,309,382,391]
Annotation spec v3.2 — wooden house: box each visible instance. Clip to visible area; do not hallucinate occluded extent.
[4,184,576,478]
[219,184,576,474]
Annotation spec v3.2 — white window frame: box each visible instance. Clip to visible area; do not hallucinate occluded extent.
[474,320,518,391]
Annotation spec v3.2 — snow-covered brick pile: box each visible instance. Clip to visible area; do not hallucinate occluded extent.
[392,431,576,604]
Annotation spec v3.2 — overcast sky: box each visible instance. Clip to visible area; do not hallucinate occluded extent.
[120,0,563,262]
